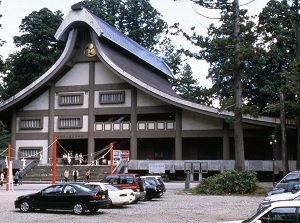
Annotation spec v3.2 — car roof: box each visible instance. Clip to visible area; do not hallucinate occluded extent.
[269,200,300,208]
[105,173,140,176]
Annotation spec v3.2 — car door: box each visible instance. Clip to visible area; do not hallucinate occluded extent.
[259,207,297,223]
[33,185,64,209]
[59,185,78,209]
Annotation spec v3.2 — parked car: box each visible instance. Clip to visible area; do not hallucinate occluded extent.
[220,200,300,223]
[103,173,146,201]
[14,183,110,215]
[85,182,135,207]
[141,178,162,201]
[262,184,300,207]
[258,194,300,212]
[266,181,300,197]
[266,170,300,196]
[141,175,166,195]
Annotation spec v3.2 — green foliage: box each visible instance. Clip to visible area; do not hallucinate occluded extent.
[191,170,258,195]
[0,121,10,156]
[1,8,64,100]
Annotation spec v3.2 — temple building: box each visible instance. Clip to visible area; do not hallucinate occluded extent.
[0,4,296,174]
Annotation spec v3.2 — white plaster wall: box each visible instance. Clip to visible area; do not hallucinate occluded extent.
[16,140,49,164]
[137,90,168,106]
[16,117,49,133]
[23,90,49,110]
[182,110,223,130]
[55,91,89,109]
[94,89,131,108]
[54,115,89,132]
[56,63,89,86]
[95,62,125,84]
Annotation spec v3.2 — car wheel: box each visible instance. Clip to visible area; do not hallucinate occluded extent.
[20,200,31,212]
[73,202,85,215]
[107,198,113,208]
[146,196,152,201]
[88,207,99,213]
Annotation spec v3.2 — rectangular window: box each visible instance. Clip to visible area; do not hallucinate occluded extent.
[99,91,125,104]
[20,118,43,130]
[19,147,42,158]
[59,93,84,105]
[58,117,82,129]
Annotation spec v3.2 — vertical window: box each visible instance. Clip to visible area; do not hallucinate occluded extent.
[58,117,82,129]
[59,93,84,105]
[19,147,42,158]
[20,118,43,130]
[99,91,125,104]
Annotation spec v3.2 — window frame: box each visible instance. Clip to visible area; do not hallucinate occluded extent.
[19,147,42,158]
[59,93,84,106]
[19,117,43,130]
[99,91,125,104]
[58,116,83,129]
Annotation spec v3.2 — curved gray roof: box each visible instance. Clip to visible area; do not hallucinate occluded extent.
[55,4,174,79]
[0,4,295,128]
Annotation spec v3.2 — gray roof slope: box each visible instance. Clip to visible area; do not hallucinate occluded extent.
[97,38,180,99]
[55,4,173,79]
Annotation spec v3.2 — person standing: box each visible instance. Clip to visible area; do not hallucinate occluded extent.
[19,169,24,185]
[74,153,79,165]
[62,153,68,165]
[0,172,4,187]
[85,168,91,183]
[79,153,83,165]
[64,168,69,182]
[14,170,19,185]
[73,168,79,182]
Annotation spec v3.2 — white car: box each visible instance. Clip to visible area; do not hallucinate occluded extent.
[263,189,300,203]
[219,200,300,223]
[86,182,135,207]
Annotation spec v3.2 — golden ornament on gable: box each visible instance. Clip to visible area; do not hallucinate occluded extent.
[84,43,96,57]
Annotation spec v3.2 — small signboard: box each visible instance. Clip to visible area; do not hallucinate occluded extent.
[149,163,165,174]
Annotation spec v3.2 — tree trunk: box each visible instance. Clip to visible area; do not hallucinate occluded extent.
[295,0,300,170]
[233,0,245,172]
[280,92,289,175]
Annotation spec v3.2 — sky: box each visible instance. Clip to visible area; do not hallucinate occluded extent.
[0,0,269,87]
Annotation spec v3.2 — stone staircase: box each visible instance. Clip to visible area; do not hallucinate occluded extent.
[23,164,111,183]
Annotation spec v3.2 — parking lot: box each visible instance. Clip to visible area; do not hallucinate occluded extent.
[0,182,263,223]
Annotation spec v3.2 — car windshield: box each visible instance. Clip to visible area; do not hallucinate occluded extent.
[104,184,120,191]
[74,184,95,192]
[242,207,297,223]
[42,185,63,194]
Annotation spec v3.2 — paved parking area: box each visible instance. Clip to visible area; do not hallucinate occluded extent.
[0,181,263,223]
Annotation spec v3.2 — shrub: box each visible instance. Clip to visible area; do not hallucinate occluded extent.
[191,170,258,195]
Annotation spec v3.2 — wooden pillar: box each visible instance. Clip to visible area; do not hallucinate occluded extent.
[52,136,57,184]
[130,87,138,160]
[175,109,182,160]
[88,61,95,162]
[48,85,55,164]
[223,121,230,160]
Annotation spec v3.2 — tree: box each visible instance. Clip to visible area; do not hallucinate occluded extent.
[172,0,261,171]
[0,120,10,156]
[0,8,64,100]
[257,0,299,175]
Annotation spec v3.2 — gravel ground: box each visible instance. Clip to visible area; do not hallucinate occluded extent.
[0,183,264,223]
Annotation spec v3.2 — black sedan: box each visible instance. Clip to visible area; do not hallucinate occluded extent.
[142,180,162,201]
[15,183,110,215]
